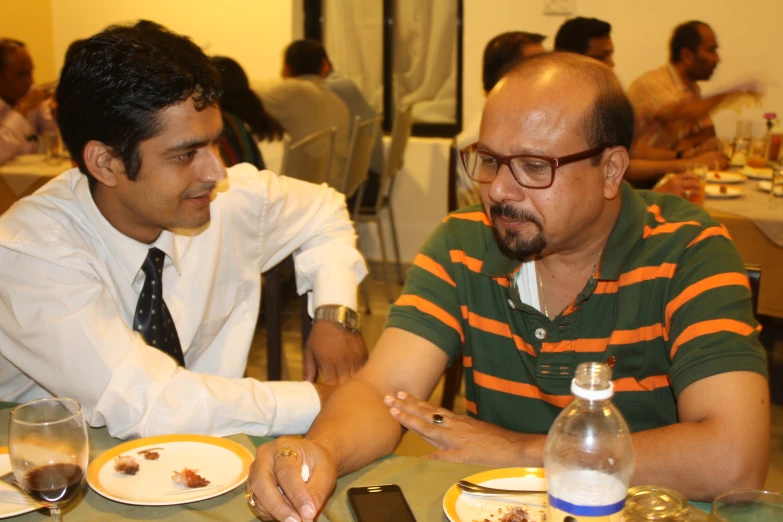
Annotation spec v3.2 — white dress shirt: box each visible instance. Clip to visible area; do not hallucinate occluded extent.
[0,164,367,439]
[0,97,56,165]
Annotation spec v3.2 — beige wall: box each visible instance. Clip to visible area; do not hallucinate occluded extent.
[463,0,783,138]
[50,0,295,84]
[0,0,56,83]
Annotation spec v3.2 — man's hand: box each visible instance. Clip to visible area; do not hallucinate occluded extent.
[13,87,49,117]
[692,150,729,170]
[303,320,368,384]
[653,173,702,199]
[384,391,530,467]
[246,437,338,522]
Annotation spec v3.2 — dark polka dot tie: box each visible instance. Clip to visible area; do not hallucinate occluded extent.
[133,247,185,366]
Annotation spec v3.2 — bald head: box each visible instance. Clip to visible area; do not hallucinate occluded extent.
[489,52,634,153]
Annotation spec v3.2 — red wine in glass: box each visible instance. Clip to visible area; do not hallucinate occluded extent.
[23,463,85,505]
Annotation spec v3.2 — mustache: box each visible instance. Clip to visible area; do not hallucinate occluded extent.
[489,204,543,228]
[183,184,217,199]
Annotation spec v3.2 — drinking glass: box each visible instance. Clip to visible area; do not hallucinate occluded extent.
[9,398,89,521]
[685,163,708,205]
[712,490,783,521]
[41,132,62,165]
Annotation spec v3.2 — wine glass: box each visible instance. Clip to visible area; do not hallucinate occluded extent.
[8,398,89,521]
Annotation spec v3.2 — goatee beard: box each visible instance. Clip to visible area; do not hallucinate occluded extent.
[489,204,547,260]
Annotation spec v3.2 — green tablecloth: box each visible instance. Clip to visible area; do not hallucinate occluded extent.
[0,403,710,521]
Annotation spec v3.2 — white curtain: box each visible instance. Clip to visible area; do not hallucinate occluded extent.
[393,0,457,124]
[323,1,384,112]
[323,0,458,126]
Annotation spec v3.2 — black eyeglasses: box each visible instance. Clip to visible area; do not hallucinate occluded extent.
[459,143,607,189]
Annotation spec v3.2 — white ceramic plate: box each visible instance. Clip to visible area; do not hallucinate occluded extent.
[0,448,41,519]
[705,185,743,198]
[742,166,774,180]
[443,468,547,522]
[86,434,253,506]
[706,171,744,184]
[757,181,783,197]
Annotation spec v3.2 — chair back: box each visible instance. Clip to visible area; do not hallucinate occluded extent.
[280,127,337,185]
[340,115,383,198]
[374,105,414,212]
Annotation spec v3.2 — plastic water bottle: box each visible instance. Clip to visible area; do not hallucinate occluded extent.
[543,362,635,522]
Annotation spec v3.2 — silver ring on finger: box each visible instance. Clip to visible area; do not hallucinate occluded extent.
[432,412,445,424]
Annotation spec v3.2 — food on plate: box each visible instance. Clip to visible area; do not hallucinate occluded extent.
[746,156,767,168]
[137,448,163,460]
[500,506,531,522]
[114,455,140,475]
[171,468,210,488]
[719,185,728,194]
[711,171,721,179]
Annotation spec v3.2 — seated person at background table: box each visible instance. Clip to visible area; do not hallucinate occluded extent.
[246,53,769,521]
[255,40,350,190]
[554,17,729,194]
[0,20,369,440]
[0,38,57,165]
[455,30,546,207]
[628,20,761,155]
[211,56,284,170]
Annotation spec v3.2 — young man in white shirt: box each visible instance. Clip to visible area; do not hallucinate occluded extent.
[0,21,368,440]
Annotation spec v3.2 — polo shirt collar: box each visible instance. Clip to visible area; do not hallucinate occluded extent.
[478,182,646,281]
[595,182,647,281]
[74,173,185,284]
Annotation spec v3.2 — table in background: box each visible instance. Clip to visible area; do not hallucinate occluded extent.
[705,181,783,318]
[0,155,70,214]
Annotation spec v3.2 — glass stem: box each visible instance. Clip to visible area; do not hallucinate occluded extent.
[49,506,62,522]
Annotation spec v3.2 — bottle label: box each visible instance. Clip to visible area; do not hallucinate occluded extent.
[548,494,625,522]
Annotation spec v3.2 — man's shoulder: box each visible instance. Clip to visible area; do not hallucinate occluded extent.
[636,190,725,245]
[628,65,669,93]
[432,205,495,252]
[0,171,95,262]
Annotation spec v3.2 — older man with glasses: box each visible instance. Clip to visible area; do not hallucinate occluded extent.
[245,52,768,522]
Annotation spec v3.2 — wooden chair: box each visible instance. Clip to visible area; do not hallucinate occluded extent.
[341,115,383,313]
[355,105,414,302]
[264,127,338,380]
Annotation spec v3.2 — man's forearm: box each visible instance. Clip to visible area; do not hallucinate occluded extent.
[658,94,725,123]
[305,379,404,476]
[631,420,767,501]
[627,159,685,182]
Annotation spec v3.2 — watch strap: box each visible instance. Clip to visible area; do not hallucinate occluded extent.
[314,305,361,332]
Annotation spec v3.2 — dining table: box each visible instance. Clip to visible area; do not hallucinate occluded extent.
[0,402,713,522]
[703,171,783,319]
[0,155,71,215]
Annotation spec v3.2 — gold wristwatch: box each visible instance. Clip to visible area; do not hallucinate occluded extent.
[313,305,361,332]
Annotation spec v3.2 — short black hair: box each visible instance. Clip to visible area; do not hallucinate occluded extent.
[0,38,25,71]
[483,31,546,92]
[56,20,221,181]
[554,17,612,55]
[505,53,635,159]
[284,40,328,77]
[669,21,709,63]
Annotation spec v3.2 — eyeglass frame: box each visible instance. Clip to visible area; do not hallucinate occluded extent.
[459,142,608,189]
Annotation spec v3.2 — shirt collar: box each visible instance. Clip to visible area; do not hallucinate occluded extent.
[595,182,647,281]
[73,172,184,283]
[478,182,646,281]
[666,63,696,94]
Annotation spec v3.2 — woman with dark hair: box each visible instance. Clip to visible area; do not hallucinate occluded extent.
[211,56,284,169]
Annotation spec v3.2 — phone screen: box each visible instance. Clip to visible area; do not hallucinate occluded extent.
[347,485,417,522]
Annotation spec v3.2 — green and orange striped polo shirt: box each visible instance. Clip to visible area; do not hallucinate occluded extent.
[386,182,767,434]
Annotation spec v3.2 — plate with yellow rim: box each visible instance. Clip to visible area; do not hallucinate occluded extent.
[443,467,547,522]
[0,447,41,518]
[86,434,253,506]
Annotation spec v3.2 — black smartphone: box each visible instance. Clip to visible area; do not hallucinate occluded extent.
[347,484,417,522]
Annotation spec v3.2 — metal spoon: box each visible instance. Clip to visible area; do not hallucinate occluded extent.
[457,480,545,497]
